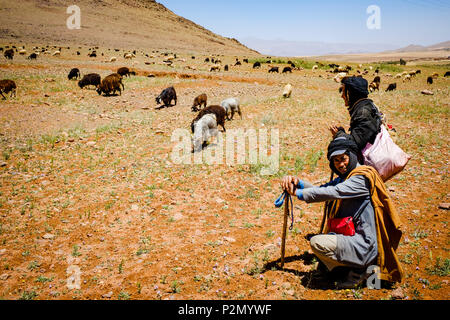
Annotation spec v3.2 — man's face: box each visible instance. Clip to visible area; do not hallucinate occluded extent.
[332,153,350,175]
[340,84,349,106]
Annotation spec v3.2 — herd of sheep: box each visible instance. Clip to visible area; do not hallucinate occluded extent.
[1,44,449,153]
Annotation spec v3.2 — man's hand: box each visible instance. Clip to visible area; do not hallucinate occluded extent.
[281,176,299,196]
[329,125,340,137]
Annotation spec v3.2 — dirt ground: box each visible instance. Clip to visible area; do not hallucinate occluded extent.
[0,46,449,301]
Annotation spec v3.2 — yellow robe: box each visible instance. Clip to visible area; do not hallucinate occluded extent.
[319,165,404,283]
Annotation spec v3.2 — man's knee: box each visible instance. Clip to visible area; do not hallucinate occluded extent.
[310,234,338,255]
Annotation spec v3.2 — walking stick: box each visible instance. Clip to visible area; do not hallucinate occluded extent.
[280,193,289,268]
[275,191,294,268]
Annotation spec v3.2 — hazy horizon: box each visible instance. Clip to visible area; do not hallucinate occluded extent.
[157,0,450,56]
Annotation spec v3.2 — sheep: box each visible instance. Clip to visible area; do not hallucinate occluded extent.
[192,93,207,112]
[0,79,17,99]
[268,66,279,73]
[19,49,27,55]
[78,73,101,89]
[427,76,433,84]
[96,73,124,96]
[89,52,97,58]
[52,50,61,56]
[243,58,249,63]
[210,66,220,72]
[124,52,135,59]
[385,83,397,92]
[4,49,14,60]
[191,105,227,133]
[109,56,117,62]
[204,57,210,62]
[282,83,292,98]
[432,72,439,79]
[253,61,261,69]
[68,68,81,80]
[156,86,177,108]
[312,65,318,70]
[403,74,411,82]
[191,113,219,153]
[399,58,406,65]
[220,97,242,120]
[282,66,293,73]
[234,61,241,66]
[27,53,37,60]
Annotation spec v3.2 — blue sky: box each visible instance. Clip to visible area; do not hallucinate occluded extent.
[157,0,450,47]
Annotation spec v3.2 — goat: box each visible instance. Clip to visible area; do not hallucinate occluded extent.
[191,105,227,133]
[444,71,450,77]
[117,67,132,77]
[68,68,81,80]
[427,76,433,84]
[268,66,279,73]
[253,61,261,69]
[221,97,242,120]
[210,66,220,72]
[192,93,207,112]
[0,80,17,99]
[96,73,124,96]
[78,73,101,89]
[27,53,37,60]
[4,49,14,60]
[156,86,177,108]
[385,83,397,92]
[191,113,219,153]
[282,66,292,73]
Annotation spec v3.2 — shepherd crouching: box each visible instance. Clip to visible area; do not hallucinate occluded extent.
[192,113,218,153]
[280,136,404,289]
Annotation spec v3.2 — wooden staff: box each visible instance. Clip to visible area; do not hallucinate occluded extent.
[280,193,289,268]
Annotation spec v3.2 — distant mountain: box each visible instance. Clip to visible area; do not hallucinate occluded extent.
[239,37,398,57]
[0,0,258,56]
[388,41,450,53]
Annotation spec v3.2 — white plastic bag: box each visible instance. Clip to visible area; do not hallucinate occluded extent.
[362,125,411,181]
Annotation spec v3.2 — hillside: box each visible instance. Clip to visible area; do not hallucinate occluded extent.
[0,0,258,56]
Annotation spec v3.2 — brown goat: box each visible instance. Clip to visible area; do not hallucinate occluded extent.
[96,73,124,96]
[191,105,226,133]
[0,80,17,99]
[192,93,207,112]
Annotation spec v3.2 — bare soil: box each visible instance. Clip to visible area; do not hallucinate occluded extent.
[0,44,449,301]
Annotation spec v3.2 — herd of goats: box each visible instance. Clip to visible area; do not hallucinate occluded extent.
[1,44,449,152]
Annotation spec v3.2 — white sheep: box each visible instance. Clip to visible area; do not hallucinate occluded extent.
[52,50,61,56]
[220,97,242,120]
[192,113,218,152]
[109,56,117,62]
[19,49,27,55]
[334,72,347,83]
[282,84,292,98]
[312,65,318,70]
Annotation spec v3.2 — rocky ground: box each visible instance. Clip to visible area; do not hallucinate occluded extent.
[0,46,449,300]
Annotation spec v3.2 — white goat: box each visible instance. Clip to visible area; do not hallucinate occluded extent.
[192,113,218,152]
[220,97,242,120]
